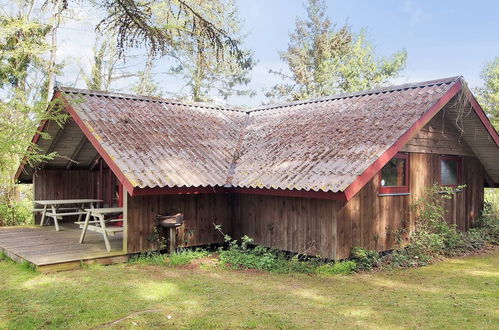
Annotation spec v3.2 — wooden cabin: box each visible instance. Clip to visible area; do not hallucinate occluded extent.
[16,76,499,260]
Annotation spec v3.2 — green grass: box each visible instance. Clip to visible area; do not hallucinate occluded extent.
[0,249,497,329]
[129,249,210,267]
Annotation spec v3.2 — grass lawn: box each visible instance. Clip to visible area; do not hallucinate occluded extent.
[0,249,498,329]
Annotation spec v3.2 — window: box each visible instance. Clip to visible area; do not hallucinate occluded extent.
[440,155,461,187]
[379,153,409,194]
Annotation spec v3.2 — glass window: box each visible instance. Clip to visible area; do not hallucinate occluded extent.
[381,157,407,187]
[440,158,459,186]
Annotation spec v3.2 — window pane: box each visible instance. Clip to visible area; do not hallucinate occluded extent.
[381,158,406,187]
[441,159,458,186]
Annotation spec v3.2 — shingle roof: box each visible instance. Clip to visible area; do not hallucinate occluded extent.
[56,76,488,194]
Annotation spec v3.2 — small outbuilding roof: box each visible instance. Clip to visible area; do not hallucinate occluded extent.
[17,76,499,200]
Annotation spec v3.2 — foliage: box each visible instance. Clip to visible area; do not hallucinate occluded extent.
[215,224,359,275]
[154,0,255,101]
[469,202,499,245]
[129,251,167,265]
[476,57,499,129]
[0,197,32,227]
[0,4,68,227]
[385,184,499,268]
[164,249,209,266]
[95,0,246,66]
[315,260,357,275]
[267,0,406,101]
[129,249,209,267]
[350,247,381,271]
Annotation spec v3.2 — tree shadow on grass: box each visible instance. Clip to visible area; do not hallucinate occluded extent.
[0,251,497,329]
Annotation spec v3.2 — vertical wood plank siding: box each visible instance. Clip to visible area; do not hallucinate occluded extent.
[231,195,338,259]
[126,193,233,254]
[34,169,94,200]
[33,169,95,223]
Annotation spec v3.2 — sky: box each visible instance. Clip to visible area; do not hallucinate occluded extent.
[58,0,499,107]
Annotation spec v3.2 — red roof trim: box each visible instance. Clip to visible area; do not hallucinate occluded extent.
[56,91,136,194]
[343,79,463,201]
[132,186,347,200]
[132,186,228,196]
[232,187,347,201]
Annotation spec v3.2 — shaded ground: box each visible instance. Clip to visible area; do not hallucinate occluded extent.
[0,249,497,329]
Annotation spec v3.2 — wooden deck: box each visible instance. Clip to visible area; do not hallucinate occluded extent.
[0,223,127,273]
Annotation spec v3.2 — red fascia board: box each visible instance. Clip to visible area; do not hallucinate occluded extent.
[343,79,463,201]
[56,91,136,194]
[131,186,347,200]
[465,90,499,147]
[231,187,347,201]
[131,186,228,196]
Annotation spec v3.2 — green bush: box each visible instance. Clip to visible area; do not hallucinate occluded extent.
[0,198,33,226]
[316,260,357,275]
[351,247,381,271]
[470,201,499,245]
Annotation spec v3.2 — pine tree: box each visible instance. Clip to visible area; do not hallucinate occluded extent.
[267,0,407,101]
[155,0,255,102]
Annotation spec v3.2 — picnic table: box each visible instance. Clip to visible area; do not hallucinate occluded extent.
[79,207,124,252]
[35,199,103,232]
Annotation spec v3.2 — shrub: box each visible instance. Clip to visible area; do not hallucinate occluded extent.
[0,198,33,227]
[316,260,357,275]
[351,247,381,271]
[470,201,499,245]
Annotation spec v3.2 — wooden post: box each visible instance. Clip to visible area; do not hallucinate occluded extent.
[169,227,176,254]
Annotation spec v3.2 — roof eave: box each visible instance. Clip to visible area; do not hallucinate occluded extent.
[342,78,464,201]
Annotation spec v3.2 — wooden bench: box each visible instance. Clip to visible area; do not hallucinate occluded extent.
[35,199,103,232]
[79,208,124,252]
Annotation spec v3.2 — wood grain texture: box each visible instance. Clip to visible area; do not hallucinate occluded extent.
[126,193,233,254]
[232,195,338,259]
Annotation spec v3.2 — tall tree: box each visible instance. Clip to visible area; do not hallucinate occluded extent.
[80,31,137,92]
[0,2,66,225]
[131,50,162,97]
[477,57,499,130]
[267,0,407,101]
[155,0,255,102]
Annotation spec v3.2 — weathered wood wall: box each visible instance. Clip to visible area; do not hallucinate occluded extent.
[125,193,233,254]
[231,195,338,259]
[33,169,95,223]
[34,169,94,200]
[400,113,474,156]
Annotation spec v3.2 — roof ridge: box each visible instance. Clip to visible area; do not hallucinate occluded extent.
[57,76,462,114]
[249,76,462,112]
[56,86,246,113]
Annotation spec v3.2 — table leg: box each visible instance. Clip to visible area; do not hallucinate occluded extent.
[99,215,111,252]
[79,211,91,244]
[51,205,60,231]
[77,203,85,222]
[40,205,47,226]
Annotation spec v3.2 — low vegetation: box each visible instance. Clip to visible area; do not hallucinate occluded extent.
[131,185,498,276]
[0,245,497,328]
